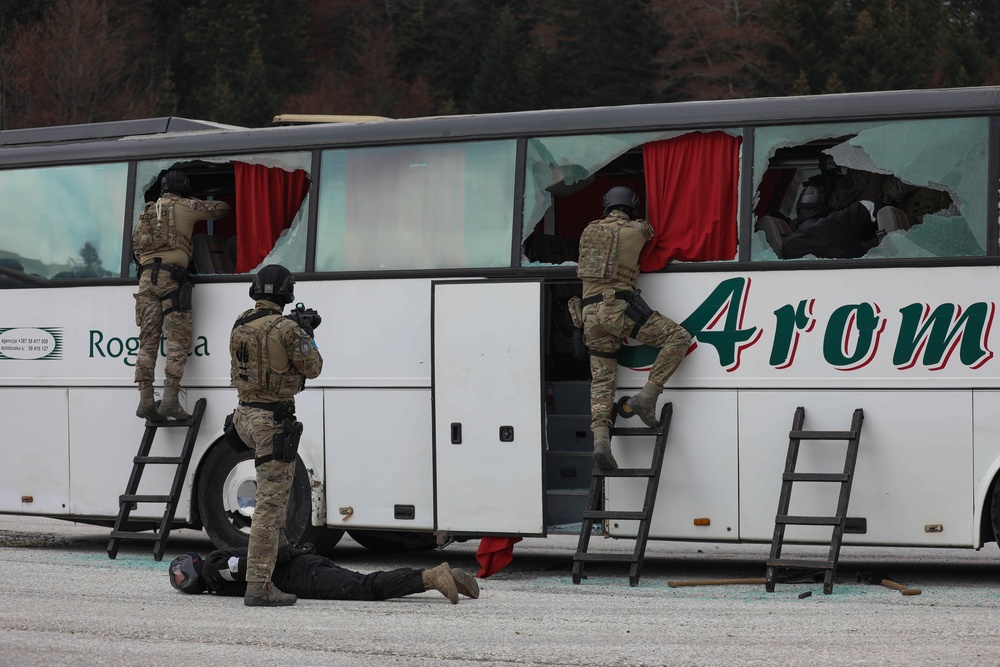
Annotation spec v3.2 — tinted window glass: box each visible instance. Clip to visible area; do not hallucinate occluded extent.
[316,141,516,271]
[0,163,127,280]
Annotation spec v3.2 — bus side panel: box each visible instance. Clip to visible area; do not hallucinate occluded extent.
[738,391,973,547]
[607,390,740,541]
[68,387,234,520]
[972,390,1000,542]
[324,388,434,530]
[0,388,70,514]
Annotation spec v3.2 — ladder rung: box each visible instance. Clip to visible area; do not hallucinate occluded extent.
[782,472,850,482]
[592,468,656,478]
[767,557,835,571]
[582,510,647,521]
[610,427,661,437]
[573,553,638,563]
[134,456,185,464]
[109,531,163,540]
[119,494,173,503]
[789,430,857,440]
[775,515,841,526]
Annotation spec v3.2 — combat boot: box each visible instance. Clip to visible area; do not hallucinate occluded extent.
[244,581,297,607]
[451,568,480,599]
[157,384,191,420]
[626,383,661,428]
[135,386,165,422]
[422,562,459,604]
[592,426,617,472]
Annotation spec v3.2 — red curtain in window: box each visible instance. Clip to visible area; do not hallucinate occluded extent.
[641,132,741,270]
[234,163,310,273]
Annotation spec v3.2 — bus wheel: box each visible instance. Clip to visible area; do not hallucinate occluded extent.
[347,530,437,552]
[197,443,344,552]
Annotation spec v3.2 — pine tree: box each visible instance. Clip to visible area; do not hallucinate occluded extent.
[467,6,528,113]
[176,0,310,126]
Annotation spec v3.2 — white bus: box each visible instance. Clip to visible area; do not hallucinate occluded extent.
[2,87,999,556]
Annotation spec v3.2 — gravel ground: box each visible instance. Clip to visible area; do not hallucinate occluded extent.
[2,515,1000,666]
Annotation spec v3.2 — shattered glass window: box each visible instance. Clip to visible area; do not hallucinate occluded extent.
[133,152,311,275]
[523,129,743,267]
[752,117,987,261]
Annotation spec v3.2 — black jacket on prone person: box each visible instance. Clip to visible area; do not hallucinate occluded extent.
[782,202,877,260]
[203,545,425,601]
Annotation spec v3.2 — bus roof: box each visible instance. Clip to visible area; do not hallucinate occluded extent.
[2,87,999,168]
[0,117,241,148]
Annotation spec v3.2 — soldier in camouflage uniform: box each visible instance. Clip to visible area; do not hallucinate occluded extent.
[133,170,230,421]
[230,264,323,607]
[575,187,691,472]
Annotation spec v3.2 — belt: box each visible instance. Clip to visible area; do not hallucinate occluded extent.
[239,400,293,411]
[581,290,633,307]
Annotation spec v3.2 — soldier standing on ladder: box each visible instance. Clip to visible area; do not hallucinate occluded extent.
[572,186,691,472]
[132,170,230,421]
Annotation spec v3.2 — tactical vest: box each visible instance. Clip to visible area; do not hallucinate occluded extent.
[132,197,193,258]
[230,311,305,400]
[576,216,649,288]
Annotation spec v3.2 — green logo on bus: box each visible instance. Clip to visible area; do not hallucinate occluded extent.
[619,277,994,372]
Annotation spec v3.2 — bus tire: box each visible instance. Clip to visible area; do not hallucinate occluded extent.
[347,529,437,552]
[196,442,344,553]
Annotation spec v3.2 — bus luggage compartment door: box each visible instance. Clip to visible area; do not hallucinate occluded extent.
[432,280,544,535]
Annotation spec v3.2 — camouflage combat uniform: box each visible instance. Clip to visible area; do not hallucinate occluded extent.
[578,209,692,429]
[133,194,230,390]
[230,301,323,584]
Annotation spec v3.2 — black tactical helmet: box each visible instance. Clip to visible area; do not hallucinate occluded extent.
[168,553,206,594]
[602,186,640,217]
[796,184,827,219]
[161,170,193,198]
[250,264,295,304]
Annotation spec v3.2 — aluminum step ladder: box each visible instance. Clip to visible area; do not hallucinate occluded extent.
[107,397,207,561]
[765,406,864,595]
[572,401,672,587]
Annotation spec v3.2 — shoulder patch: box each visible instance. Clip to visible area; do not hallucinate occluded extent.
[300,338,312,356]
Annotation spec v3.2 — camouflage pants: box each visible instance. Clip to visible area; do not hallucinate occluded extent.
[583,292,692,430]
[133,270,192,388]
[236,405,296,583]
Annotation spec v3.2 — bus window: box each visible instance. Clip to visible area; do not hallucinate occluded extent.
[133,152,311,275]
[315,140,517,272]
[751,117,987,261]
[0,163,128,281]
[523,130,742,269]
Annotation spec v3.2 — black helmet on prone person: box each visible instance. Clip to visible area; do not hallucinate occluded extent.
[250,264,295,304]
[160,170,193,198]
[602,186,641,218]
[168,553,206,594]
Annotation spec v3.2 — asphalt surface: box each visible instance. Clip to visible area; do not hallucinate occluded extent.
[3,515,1000,666]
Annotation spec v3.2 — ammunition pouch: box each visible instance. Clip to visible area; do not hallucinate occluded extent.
[223,411,251,453]
[258,419,303,466]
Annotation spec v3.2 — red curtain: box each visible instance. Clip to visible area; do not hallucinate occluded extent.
[234,163,310,273]
[641,132,741,270]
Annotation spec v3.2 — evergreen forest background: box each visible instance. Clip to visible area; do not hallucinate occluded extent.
[1,0,999,130]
